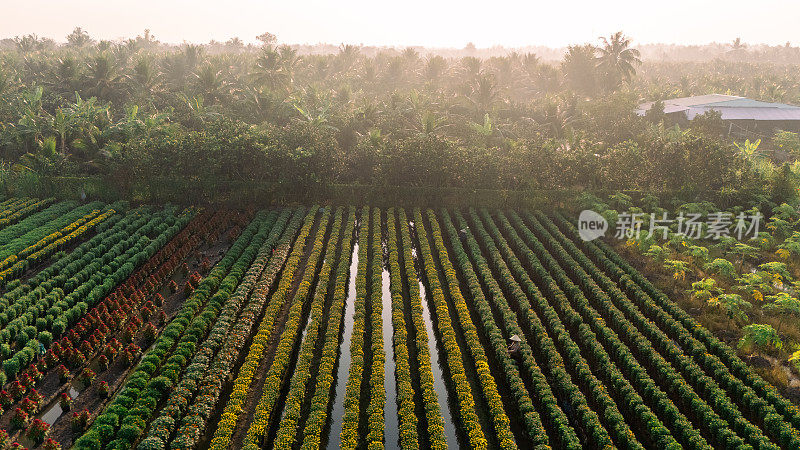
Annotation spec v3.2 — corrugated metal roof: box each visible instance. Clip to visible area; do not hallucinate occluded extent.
[686,106,800,121]
[701,98,800,109]
[637,94,800,121]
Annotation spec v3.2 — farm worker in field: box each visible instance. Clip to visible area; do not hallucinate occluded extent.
[507,334,522,355]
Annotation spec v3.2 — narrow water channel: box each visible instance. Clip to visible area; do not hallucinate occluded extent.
[41,386,79,425]
[325,241,359,450]
[412,246,460,449]
[381,248,399,449]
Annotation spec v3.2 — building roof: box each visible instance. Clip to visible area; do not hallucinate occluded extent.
[637,95,800,121]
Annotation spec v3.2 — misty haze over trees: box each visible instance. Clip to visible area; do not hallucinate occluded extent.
[0,27,798,204]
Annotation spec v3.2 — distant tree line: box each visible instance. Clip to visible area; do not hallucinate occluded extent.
[0,28,797,204]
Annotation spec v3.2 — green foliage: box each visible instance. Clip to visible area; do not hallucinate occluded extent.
[688,278,722,303]
[709,293,752,323]
[643,244,670,262]
[0,36,790,203]
[705,258,737,279]
[739,324,782,355]
[664,259,690,282]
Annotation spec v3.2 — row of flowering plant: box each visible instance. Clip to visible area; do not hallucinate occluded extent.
[385,208,422,449]
[73,211,271,449]
[464,208,614,447]
[299,207,363,449]
[0,198,40,222]
[0,201,79,258]
[560,209,800,434]
[365,207,386,448]
[274,207,355,449]
[475,209,641,448]
[142,208,301,449]
[510,211,709,449]
[0,209,117,286]
[338,206,370,450]
[0,197,55,228]
[441,209,556,448]
[243,208,340,449]
[412,208,488,449]
[0,207,178,384]
[208,207,320,450]
[165,208,304,449]
[425,210,519,449]
[395,209,449,449]
[548,212,800,448]
[495,210,691,448]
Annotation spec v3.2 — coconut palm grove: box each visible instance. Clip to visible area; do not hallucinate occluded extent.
[4,21,800,449]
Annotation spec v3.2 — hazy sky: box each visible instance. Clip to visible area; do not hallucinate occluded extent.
[3,0,800,48]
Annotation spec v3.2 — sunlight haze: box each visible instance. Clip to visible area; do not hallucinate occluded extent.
[4,0,800,47]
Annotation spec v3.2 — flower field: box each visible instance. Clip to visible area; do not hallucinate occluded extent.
[0,197,796,449]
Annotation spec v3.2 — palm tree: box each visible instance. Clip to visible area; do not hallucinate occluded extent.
[460,57,482,83]
[335,44,360,75]
[596,31,641,90]
[84,53,122,101]
[252,47,285,91]
[183,44,204,70]
[66,27,93,48]
[192,62,229,105]
[562,44,598,95]
[423,56,447,86]
[48,56,81,96]
[468,74,499,117]
[126,55,160,98]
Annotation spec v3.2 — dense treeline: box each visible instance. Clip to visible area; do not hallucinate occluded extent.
[0,29,797,199]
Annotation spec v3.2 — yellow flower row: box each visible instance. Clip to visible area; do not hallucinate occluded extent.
[385,208,420,449]
[339,206,371,449]
[209,207,321,450]
[0,198,54,227]
[299,206,359,449]
[0,209,114,284]
[441,209,555,448]
[397,209,449,449]
[412,208,488,450]
[365,207,386,448]
[78,210,273,448]
[0,198,36,220]
[541,211,796,448]
[242,208,343,448]
[148,208,299,449]
[470,208,614,447]
[275,207,356,449]
[425,209,518,449]
[511,211,707,448]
